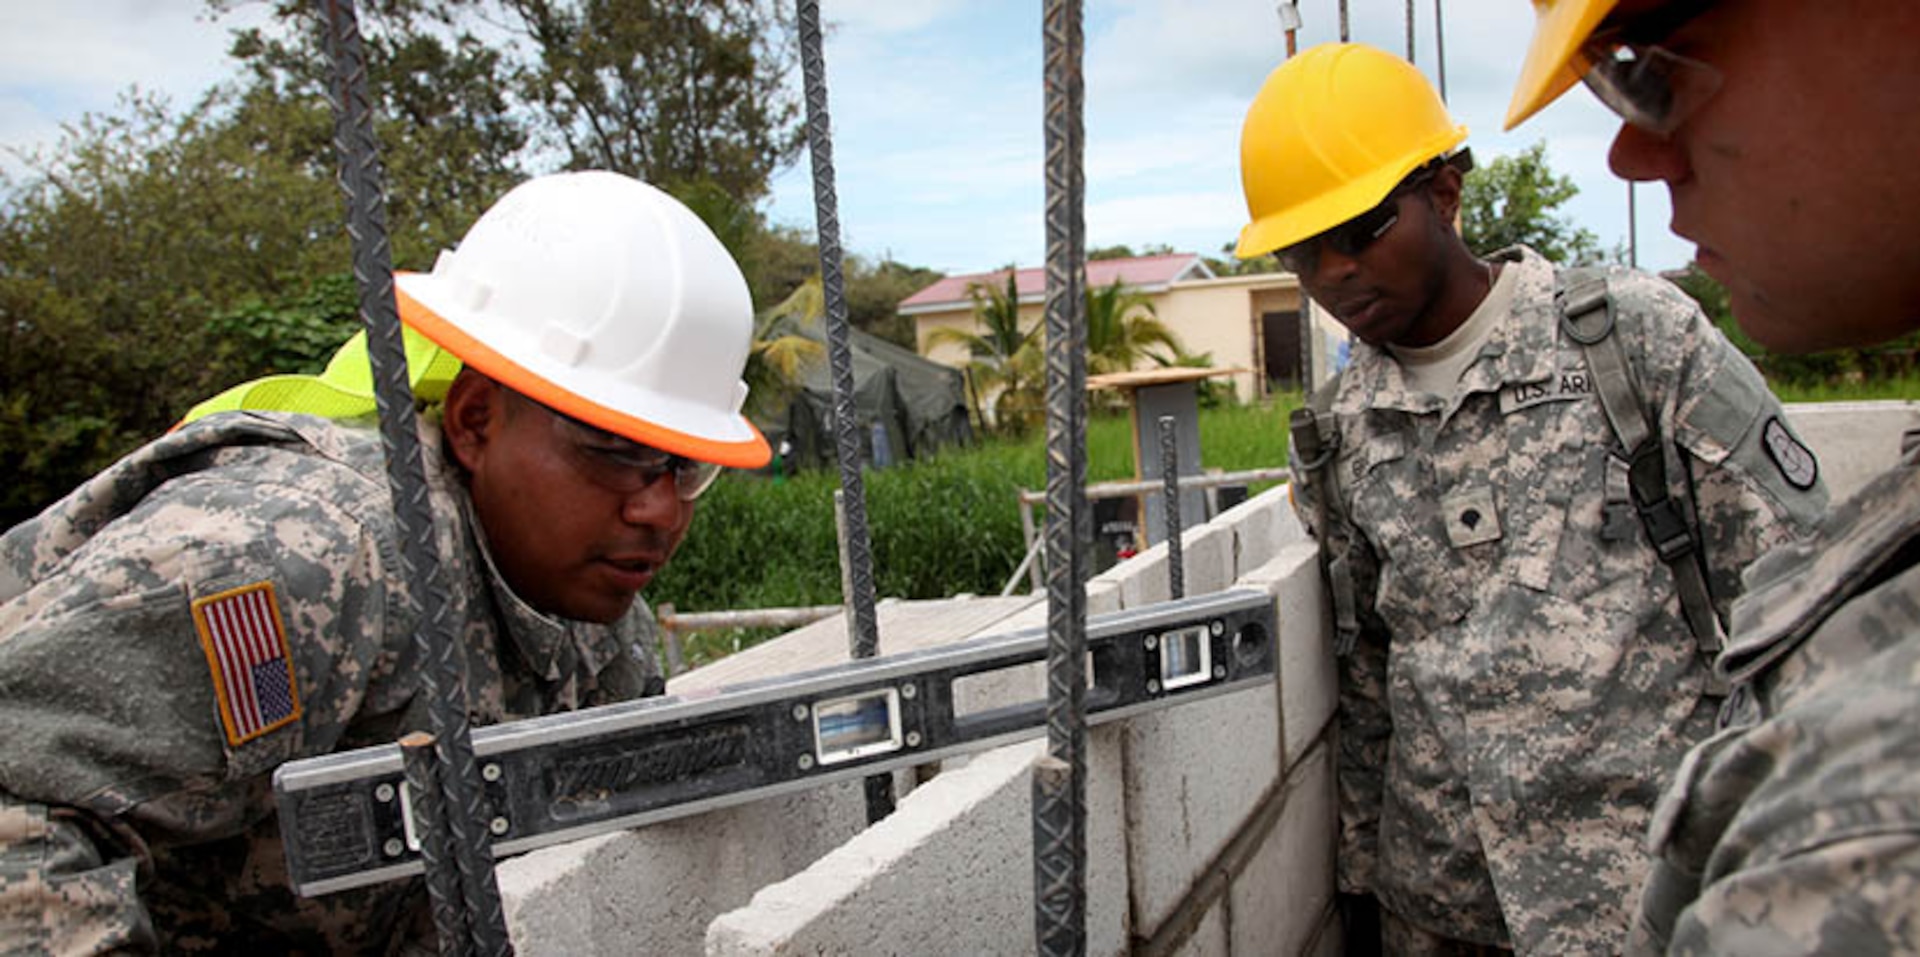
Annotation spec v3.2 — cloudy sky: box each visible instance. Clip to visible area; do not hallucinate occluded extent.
[0,0,1692,279]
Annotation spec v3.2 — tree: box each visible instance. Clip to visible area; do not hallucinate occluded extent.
[925,268,1041,435]
[213,0,531,268]
[1084,278,1184,375]
[1205,240,1285,278]
[742,276,826,421]
[495,0,801,202]
[0,92,355,525]
[1460,141,1606,265]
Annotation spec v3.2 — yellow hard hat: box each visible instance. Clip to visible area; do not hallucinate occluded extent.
[1505,0,1620,130]
[1236,43,1467,259]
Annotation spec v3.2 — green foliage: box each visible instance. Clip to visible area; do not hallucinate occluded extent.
[1205,239,1286,278]
[1671,266,1920,386]
[1460,141,1606,265]
[927,268,1042,436]
[494,0,802,202]
[205,274,363,377]
[651,398,1301,629]
[1084,278,1185,375]
[743,277,827,420]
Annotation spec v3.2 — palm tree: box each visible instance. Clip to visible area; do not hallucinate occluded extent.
[926,267,1042,434]
[1083,277,1186,376]
[744,276,827,420]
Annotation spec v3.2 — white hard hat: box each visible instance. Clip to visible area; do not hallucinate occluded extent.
[396,170,770,468]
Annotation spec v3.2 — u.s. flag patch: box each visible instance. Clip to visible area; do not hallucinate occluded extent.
[192,581,302,746]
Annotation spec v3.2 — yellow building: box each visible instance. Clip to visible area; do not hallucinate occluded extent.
[899,253,1345,404]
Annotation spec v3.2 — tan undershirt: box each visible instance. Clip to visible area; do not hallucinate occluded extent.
[1387,261,1516,399]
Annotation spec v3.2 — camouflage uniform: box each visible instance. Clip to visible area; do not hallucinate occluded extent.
[1627,448,1920,955]
[1292,246,1828,954]
[0,411,664,954]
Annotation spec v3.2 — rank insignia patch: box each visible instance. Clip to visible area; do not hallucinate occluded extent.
[1761,416,1819,490]
[193,581,302,746]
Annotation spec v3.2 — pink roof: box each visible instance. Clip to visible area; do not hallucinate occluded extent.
[898,253,1212,314]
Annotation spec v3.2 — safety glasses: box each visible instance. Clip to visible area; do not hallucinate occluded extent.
[1276,164,1438,276]
[1577,0,1722,135]
[550,410,724,502]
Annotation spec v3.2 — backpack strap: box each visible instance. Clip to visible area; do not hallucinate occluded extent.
[1558,269,1728,695]
[1290,377,1363,655]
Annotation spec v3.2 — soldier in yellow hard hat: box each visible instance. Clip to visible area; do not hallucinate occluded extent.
[1240,42,1824,955]
[1506,2,1920,954]
[0,171,769,951]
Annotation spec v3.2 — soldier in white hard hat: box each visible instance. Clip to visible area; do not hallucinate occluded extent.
[0,171,768,951]
[1506,2,1920,954]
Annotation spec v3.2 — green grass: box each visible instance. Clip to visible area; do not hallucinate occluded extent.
[1774,373,1920,403]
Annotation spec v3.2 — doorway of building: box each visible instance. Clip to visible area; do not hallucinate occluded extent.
[1261,309,1303,390]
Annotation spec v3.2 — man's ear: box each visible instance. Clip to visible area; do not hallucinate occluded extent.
[1426,165,1466,227]
[441,368,501,473]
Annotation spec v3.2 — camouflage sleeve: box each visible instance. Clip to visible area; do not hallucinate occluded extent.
[0,793,155,955]
[0,456,401,950]
[1293,449,1391,896]
[1335,616,1389,896]
[1660,833,1920,956]
[1623,276,1828,619]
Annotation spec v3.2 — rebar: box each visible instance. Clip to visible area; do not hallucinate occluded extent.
[315,3,510,953]
[1159,416,1185,600]
[400,732,468,956]
[796,0,892,826]
[1035,0,1089,952]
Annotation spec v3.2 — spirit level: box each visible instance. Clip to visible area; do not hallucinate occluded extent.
[275,588,1276,896]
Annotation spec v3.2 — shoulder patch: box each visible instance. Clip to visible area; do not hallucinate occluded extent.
[1761,416,1819,490]
[192,581,302,746]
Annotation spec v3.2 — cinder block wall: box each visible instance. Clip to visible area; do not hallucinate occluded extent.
[498,400,1915,956]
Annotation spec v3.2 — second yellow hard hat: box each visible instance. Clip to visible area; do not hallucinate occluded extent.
[1236,43,1466,259]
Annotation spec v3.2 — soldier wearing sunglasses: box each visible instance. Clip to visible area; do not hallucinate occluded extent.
[1510,1,1920,954]
[1239,43,1824,955]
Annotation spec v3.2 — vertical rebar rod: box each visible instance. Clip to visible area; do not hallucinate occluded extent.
[1035,0,1089,952]
[316,4,512,954]
[796,0,891,825]
[1339,0,1351,41]
[1158,416,1185,601]
[400,732,469,957]
[1405,0,1416,61]
[1434,0,1449,101]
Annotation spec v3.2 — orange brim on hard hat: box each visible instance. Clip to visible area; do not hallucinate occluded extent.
[1505,0,1620,130]
[397,282,772,469]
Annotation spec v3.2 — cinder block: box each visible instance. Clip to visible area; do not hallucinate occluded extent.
[1226,740,1335,957]
[706,731,1132,956]
[1170,898,1230,957]
[1239,545,1337,771]
[1122,681,1281,935]
[1183,523,1237,596]
[1118,521,1234,608]
[500,779,871,956]
[1221,484,1304,578]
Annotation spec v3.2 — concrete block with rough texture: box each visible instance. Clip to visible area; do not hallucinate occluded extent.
[1227,741,1335,957]
[1122,678,1282,937]
[1239,545,1336,770]
[1220,484,1306,578]
[501,781,872,956]
[706,732,1132,956]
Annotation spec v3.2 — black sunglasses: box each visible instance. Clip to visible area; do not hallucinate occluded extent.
[1276,163,1441,276]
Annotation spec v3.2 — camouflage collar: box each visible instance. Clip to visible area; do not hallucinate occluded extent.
[457,492,627,685]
